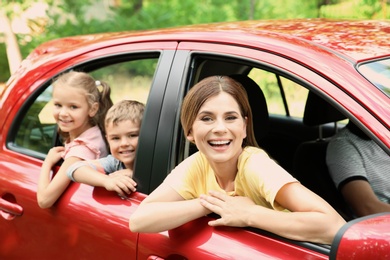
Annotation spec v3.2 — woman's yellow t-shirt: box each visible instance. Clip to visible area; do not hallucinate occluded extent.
[164,146,297,211]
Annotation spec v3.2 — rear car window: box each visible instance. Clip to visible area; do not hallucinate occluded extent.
[12,57,158,156]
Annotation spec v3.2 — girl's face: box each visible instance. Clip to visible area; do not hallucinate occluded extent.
[106,120,140,170]
[187,92,247,164]
[52,85,98,140]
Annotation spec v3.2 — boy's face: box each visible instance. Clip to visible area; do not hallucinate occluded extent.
[106,119,140,170]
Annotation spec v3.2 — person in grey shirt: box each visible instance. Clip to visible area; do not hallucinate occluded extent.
[67,100,144,198]
[326,121,390,217]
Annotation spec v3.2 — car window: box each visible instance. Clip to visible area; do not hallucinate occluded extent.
[358,58,390,97]
[178,54,329,176]
[248,68,308,118]
[14,86,56,154]
[12,56,158,156]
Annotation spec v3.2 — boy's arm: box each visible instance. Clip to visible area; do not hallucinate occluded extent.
[67,161,137,196]
[67,160,106,186]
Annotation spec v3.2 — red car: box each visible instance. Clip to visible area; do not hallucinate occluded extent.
[1,19,389,259]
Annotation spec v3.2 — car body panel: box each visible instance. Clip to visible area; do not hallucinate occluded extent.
[1,42,178,259]
[1,19,389,258]
[331,213,390,260]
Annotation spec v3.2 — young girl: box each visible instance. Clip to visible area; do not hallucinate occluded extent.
[129,75,345,244]
[37,71,113,208]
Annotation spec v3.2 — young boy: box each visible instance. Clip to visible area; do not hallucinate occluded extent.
[66,100,144,198]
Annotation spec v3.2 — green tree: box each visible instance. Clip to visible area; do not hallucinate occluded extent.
[1,7,22,77]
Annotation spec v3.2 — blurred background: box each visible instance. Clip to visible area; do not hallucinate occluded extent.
[1,0,390,87]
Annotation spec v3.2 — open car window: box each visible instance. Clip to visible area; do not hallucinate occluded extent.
[10,56,159,158]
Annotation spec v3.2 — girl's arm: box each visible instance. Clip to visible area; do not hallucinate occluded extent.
[37,147,81,208]
[129,182,211,233]
[200,183,346,245]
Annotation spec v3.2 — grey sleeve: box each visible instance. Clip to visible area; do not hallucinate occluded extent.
[97,155,118,174]
[66,161,98,182]
[326,136,366,188]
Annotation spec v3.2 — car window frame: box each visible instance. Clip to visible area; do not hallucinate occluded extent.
[7,51,161,159]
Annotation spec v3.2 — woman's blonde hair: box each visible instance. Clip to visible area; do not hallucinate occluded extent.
[180,75,258,148]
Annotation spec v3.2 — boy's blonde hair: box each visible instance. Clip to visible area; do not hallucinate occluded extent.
[105,100,145,128]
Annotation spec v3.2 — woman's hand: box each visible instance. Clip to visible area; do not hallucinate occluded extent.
[200,190,256,227]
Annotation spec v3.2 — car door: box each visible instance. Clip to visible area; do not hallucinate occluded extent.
[134,40,390,259]
[133,42,347,259]
[0,41,178,259]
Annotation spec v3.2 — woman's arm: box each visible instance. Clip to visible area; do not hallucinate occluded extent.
[200,183,345,244]
[37,147,81,208]
[129,182,211,233]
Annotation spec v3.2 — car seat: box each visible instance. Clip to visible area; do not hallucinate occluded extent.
[229,74,269,143]
[293,91,354,221]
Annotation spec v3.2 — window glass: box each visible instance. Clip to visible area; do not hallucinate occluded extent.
[89,59,157,104]
[281,77,308,118]
[14,86,56,153]
[249,69,285,115]
[358,58,390,97]
[248,68,308,118]
[13,57,158,155]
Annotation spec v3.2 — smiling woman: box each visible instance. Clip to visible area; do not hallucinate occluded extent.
[129,75,346,245]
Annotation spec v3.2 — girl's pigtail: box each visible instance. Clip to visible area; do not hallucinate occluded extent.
[96,81,113,136]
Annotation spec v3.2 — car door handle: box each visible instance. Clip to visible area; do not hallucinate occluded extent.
[147,254,187,260]
[0,197,23,217]
[147,256,164,260]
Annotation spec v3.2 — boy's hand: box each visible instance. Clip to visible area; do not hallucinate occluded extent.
[109,169,133,178]
[104,174,137,197]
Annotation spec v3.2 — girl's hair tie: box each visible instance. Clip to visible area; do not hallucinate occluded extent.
[95,80,103,93]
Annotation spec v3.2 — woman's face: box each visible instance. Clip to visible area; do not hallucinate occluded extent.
[187,92,247,164]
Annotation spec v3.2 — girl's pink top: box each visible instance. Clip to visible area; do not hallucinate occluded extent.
[62,126,108,160]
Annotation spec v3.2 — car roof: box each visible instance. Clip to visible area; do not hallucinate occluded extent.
[27,18,390,62]
[6,18,389,89]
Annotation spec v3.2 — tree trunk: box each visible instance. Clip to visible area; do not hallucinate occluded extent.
[0,10,22,75]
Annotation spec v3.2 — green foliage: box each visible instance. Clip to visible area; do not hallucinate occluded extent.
[0,43,10,82]
[320,0,389,19]
[254,0,322,19]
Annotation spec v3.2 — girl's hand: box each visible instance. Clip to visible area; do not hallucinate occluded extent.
[200,190,256,227]
[45,146,65,166]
